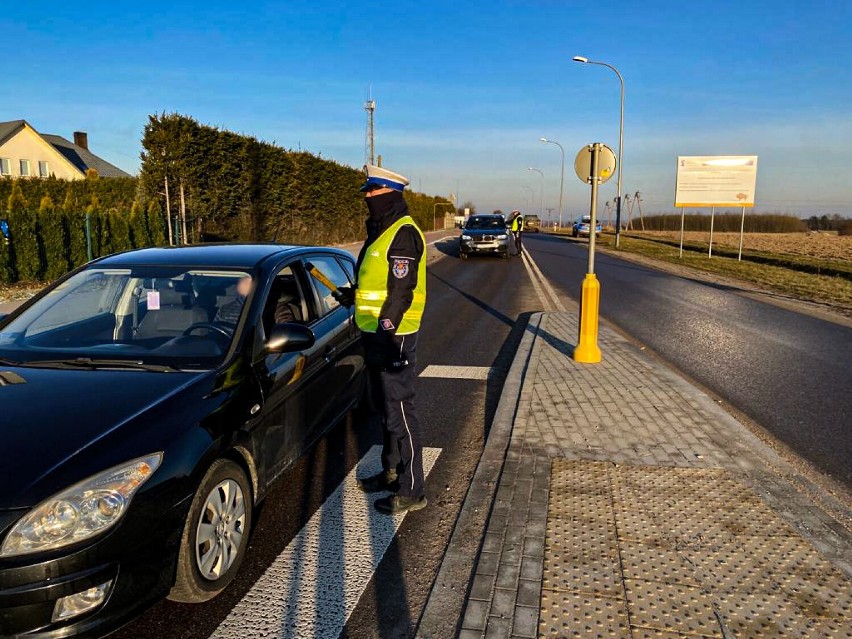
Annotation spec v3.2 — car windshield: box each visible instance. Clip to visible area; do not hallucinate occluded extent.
[0,266,254,370]
[466,217,504,229]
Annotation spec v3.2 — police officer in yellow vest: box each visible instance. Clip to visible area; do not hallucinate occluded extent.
[341,164,428,515]
[510,210,525,256]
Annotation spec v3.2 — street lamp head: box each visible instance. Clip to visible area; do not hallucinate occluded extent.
[572,55,588,63]
[539,137,548,143]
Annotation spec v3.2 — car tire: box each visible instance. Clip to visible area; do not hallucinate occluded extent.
[169,459,253,603]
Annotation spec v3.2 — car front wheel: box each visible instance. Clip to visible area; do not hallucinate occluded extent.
[169,459,252,603]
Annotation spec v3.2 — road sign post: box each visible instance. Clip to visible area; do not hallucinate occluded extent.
[573,143,616,364]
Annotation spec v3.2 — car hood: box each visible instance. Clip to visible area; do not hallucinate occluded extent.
[0,366,204,508]
[463,228,506,235]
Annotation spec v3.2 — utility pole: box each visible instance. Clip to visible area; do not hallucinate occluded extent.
[164,174,173,246]
[635,191,645,230]
[180,180,188,245]
[546,208,555,223]
[623,193,633,230]
[364,89,376,166]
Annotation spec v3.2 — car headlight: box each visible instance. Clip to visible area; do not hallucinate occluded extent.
[497,234,508,240]
[460,234,472,240]
[0,453,163,558]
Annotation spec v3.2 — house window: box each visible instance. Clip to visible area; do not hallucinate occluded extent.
[19,159,30,177]
[0,158,10,176]
[38,161,49,177]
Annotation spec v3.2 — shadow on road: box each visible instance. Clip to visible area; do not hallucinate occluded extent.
[111,407,412,639]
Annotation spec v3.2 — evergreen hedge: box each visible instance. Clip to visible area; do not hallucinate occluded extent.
[0,113,452,283]
[140,113,453,244]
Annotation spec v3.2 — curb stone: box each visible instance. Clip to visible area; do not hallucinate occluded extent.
[415,313,542,638]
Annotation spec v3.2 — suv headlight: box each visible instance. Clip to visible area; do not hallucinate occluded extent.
[0,453,163,558]
[461,234,472,240]
[497,234,508,240]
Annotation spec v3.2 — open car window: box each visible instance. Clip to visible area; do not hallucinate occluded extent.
[304,255,351,317]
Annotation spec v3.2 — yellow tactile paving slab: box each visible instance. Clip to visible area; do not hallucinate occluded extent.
[539,460,851,638]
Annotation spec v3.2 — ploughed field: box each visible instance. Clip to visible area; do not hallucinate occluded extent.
[630,231,852,261]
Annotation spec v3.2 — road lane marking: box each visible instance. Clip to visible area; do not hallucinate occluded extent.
[523,251,567,312]
[419,365,493,380]
[520,251,554,311]
[427,235,456,247]
[209,445,441,639]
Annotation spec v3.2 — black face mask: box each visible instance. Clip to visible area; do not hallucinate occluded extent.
[365,190,406,223]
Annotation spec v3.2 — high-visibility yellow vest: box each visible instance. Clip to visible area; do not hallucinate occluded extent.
[355,216,427,335]
[511,216,525,231]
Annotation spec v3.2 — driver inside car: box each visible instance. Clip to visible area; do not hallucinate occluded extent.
[214,276,253,329]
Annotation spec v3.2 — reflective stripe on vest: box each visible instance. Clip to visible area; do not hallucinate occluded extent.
[355,216,427,335]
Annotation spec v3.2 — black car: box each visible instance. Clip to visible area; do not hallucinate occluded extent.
[0,244,365,637]
[459,214,510,259]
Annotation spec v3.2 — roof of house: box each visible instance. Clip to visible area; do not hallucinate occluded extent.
[0,120,26,144]
[41,134,131,178]
[0,119,132,178]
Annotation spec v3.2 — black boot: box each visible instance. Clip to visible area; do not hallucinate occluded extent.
[357,471,399,494]
[374,494,428,514]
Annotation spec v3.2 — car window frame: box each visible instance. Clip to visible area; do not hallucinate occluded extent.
[299,253,353,319]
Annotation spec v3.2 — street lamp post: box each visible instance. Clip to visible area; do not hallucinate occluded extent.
[573,55,625,247]
[540,138,565,229]
[520,185,535,211]
[527,167,544,217]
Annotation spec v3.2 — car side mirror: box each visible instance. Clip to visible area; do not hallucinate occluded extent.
[266,323,315,354]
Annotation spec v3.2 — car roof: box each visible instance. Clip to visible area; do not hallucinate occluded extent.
[96,243,352,270]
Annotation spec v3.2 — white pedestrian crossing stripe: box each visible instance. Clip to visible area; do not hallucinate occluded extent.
[209,445,441,639]
[419,365,493,380]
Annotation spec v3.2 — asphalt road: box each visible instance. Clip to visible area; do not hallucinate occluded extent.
[523,232,852,488]
[112,239,540,639]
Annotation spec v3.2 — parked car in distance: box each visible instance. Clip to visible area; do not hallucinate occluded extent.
[0,244,365,637]
[572,215,602,238]
[459,214,510,259]
[524,215,541,233]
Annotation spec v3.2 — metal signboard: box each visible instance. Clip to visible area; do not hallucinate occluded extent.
[675,156,758,207]
[575,144,617,185]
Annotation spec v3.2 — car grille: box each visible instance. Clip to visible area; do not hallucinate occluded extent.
[475,235,494,243]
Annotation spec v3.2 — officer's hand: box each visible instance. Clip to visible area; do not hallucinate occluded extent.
[333,285,355,308]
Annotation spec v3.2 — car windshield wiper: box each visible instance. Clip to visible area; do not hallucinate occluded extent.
[21,358,181,372]
[0,356,21,366]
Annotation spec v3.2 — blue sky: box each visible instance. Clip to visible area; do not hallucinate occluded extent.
[4,0,851,218]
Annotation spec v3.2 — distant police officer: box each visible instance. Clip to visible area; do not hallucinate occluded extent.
[510,210,525,256]
[340,164,428,515]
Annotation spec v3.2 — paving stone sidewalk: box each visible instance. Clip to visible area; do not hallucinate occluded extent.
[457,311,852,639]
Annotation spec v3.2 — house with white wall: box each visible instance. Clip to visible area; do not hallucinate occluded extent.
[0,120,131,179]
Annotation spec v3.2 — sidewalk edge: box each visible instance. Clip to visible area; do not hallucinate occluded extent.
[415,312,543,638]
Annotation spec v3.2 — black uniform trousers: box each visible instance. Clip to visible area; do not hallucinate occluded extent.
[363,331,425,500]
[512,230,523,255]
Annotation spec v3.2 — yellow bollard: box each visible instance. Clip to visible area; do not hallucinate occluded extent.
[574,273,602,363]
